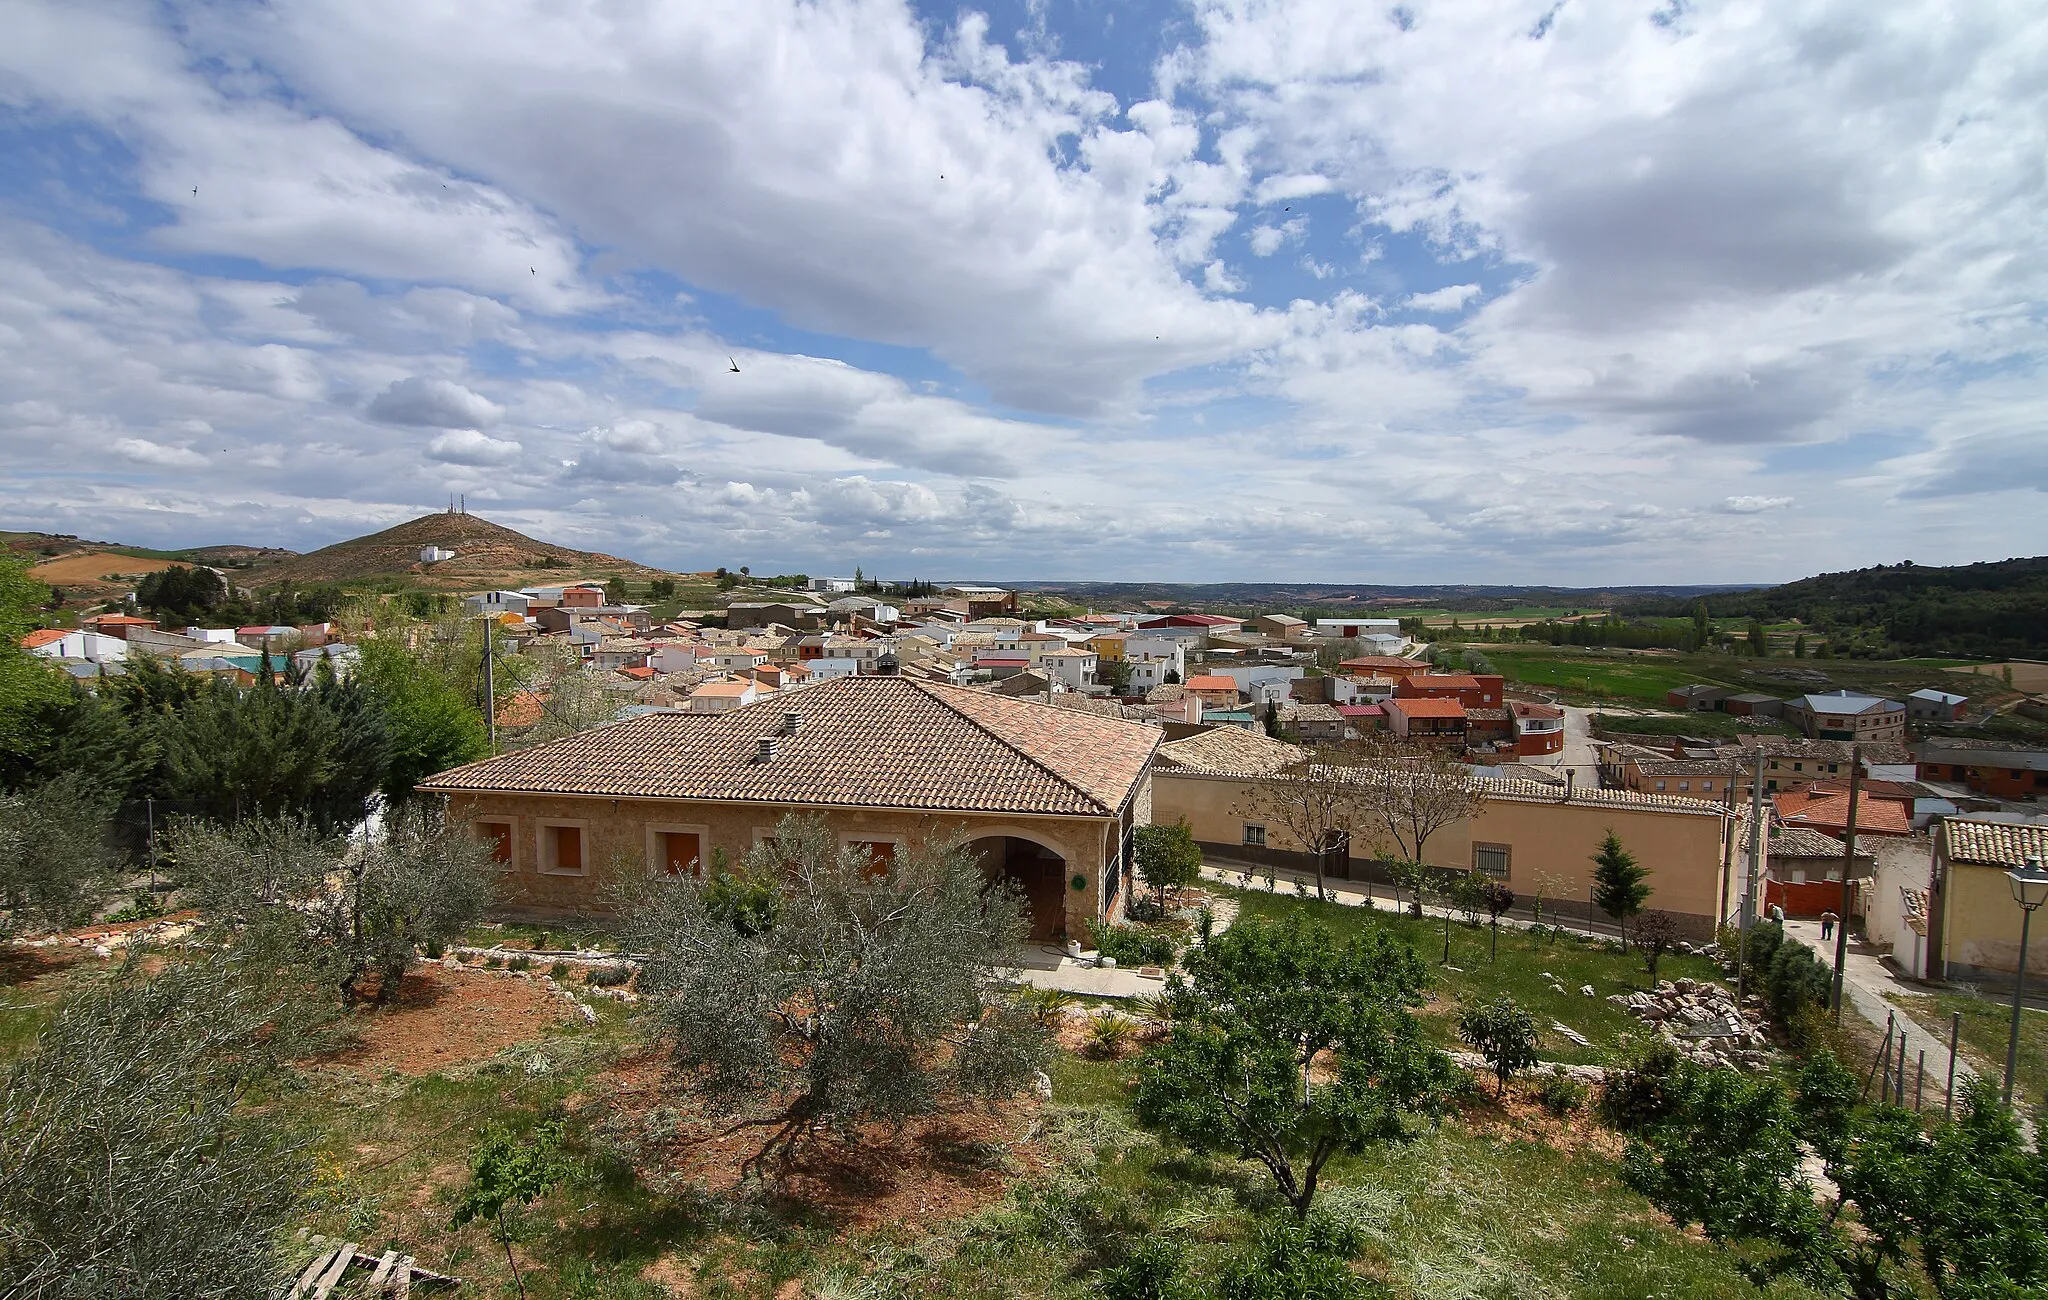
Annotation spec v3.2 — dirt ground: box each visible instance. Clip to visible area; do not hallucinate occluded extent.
[594,1051,1047,1234]
[1456,1073,1625,1159]
[26,550,183,585]
[1950,662,2048,694]
[330,966,571,1075]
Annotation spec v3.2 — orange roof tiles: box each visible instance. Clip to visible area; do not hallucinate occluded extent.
[1774,788,1912,837]
[20,628,67,649]
[1184,675,1239,692]
[1388,697,1467,718]
[419,675,1158,818]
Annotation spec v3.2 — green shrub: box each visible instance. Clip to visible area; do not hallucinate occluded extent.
[422,938,445,959]
[585,964,632,988]
[483,955,504,969]
[1087,1012,1138,1059]
[548,961,571,980]
[507,954,532,972]
[1457,994,1539,1097]
[1599,1036,1686,1132]
[1216,1214,1383,1300]
[1087,919,1177,968]
[1535,1066,1588,1117]
[1764,937,1831,1024]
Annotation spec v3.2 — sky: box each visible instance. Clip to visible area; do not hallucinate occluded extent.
[0,0,2044,585]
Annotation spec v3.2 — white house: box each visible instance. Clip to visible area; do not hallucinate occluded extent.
[687,679,761,712]
[1042,648,1098,690]
[708,648,770,672]
[805,656,861,680]
[1125,658,1178,692]
[462,591,532,616]
[1359,632,1406,656]
[419,546,457,563]
[649,644,707,675]
[1906,688,1968,723]
[808,576,858,593]
[27,630,129,663]
[1315,617,1402,640]
[1208,664,1304,700]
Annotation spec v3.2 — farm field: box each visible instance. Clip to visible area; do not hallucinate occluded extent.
[1473,645,1731,704]
[0,890,1845,1299]
[25,549,186,585]
[1949,661,2048,694]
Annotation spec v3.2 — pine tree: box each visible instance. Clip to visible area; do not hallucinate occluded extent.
[1590,830,1651,951]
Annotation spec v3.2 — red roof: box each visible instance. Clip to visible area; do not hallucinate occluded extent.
[1184,675,1240,691]
[1400,673,1480,691]
[1774,789,1913,837]
[20,628,68,649]
[1388,697,1468,719]
[83,614,155,626]
[619,665,655,680]
[1336,704,1384,717]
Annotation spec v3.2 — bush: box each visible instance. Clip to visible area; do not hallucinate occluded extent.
[585,963,632,988]
[1457,994,1539,1097]
[549,961,571,980]
[1765,937,1832,1025]
[1088,920,1177,969]
[1216,1214,1383,1300]
[507,955,531,972]
[1087,1012,1138,1059]
[423,938,445,959]
[1535,1066,1588,1117]
[1599,1036,1687,1132]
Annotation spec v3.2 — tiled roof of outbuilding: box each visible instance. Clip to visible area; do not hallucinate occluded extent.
[1943,818,2048,869]
[418,675,1157,818]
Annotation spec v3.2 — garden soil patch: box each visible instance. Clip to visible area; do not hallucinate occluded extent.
[596,1056,1047,1233]
[27,550,184,585]
[333,966,570,1075]
[1455,1076,1624,1159]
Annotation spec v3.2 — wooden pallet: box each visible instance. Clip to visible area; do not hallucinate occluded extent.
[286,1232,460,1297]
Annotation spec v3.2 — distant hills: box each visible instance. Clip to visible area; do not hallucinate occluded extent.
[1621,557,2048,659]
[253,512,666,591]
[1009,580,1763,612]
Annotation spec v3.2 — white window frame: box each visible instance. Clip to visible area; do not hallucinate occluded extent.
[538,818,591,876]
[474,817,518,871]
[645,822,711,878]
[1242,823,1267,848]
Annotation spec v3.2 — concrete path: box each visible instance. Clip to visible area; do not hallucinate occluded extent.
[1003,895,1239,1000]
[1780,916,1980,1106]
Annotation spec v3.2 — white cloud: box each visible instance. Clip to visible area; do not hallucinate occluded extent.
[424,430,525,466]
[367,378,505,430]
[1403,283,1481,313]
[113,438,207,469]
[1719,495,1795,514]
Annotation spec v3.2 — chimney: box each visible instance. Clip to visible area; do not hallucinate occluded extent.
[782,710,803,735]
[756,735,780,763]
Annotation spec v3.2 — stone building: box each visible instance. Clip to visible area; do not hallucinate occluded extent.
[418,675,1158,940]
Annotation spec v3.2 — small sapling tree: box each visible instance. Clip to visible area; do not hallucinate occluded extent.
[1591,830,1651,951]
[0,773,120,938]
[1458,995,1539,1097]
[451,1119,571,1300]
[1480,880,1515,962]
[1635,910,1680,982]
[1134,913,1460,1217]
[1134,818,1203,913]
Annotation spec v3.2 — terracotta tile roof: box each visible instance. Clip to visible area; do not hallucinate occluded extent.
[1387,697,1467,719]
[418,675,1157,818]
[1634,757,1744,777]
[1336,704,1383,717]
[1775,788,1913,837]
[20,628,67,649]
[1400,673,1481,691]
[1481,780,1728,816]
[1941,818,2048,869]
[692,680,755,697]
[1154,728,1303,777]
[1737,734,1913,766]
[1184,675,1240,692]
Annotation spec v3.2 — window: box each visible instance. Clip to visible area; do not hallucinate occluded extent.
[1793,763,1804,772]
[846,839,898,879]
[647,824,708,877]
[1473,843,1511,880]
[1243,824,1267,847]
[1678,781,1690,792]
[1701,780,1715,792]
[1792,870,1807,885]
[476,819,515,869]
[541,821,587,875]
[1655,780,1666,791]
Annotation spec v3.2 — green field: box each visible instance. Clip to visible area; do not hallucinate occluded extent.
[1476,646,1729,704]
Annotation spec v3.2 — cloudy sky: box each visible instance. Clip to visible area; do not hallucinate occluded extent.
[1,0,2043,584]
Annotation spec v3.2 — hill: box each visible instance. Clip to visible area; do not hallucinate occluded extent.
[1619,557,2048,658]
[1009,580,1762,617]
[256,511,668,592]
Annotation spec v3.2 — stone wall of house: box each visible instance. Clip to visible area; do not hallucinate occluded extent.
[446,790,1111,934]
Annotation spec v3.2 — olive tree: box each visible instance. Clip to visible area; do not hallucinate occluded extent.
[1134,913,1461,1217]
[0,774,120,938]
[618,814,1051,1173]
[171,808,495,1004]
[1134,818,1204,913]
[0,948,333,1298]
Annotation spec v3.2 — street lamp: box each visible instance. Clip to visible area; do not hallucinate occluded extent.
[2002,854,2048,1107]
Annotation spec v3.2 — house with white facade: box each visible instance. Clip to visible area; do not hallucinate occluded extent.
[1042,647,1098,690]
[1315,617,1402,640]
[463,591,532,616]
[808,576,858,593]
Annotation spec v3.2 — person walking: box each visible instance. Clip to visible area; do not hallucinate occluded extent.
[1820,910,1838,941]
[1769,902,1785,924]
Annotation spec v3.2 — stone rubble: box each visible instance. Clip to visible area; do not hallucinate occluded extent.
[1608,976,1776,1071]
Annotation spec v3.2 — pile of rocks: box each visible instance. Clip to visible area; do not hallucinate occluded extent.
[1608,977,1775,1071]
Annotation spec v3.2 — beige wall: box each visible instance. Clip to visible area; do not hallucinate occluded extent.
[447,790,1120,935]
[1153,770,1729,932]
[1941,860,2040,978]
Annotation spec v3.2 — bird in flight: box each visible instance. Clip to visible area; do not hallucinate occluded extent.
[191,186,198,196]
[530,267,536,275]
[728,357,741,373]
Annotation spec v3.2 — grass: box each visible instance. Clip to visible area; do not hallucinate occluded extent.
[1890,990,2048,1114]
[3,893,1827,1298]
[1225,887,1720,1065]
[1478,645,1735,704]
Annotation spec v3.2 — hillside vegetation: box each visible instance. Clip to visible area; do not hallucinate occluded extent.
[254,511,669,592]
[1622,557,2048,659]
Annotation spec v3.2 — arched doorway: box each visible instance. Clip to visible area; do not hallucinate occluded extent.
[969,835,1070,940]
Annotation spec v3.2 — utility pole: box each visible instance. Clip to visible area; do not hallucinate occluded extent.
[1832,744,1862,1023]
[145,795,157,892]
[1737,747,1765,1001]
[482,614,497,755]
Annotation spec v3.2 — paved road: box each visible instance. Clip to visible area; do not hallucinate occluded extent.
[1780,916,1986,1112]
